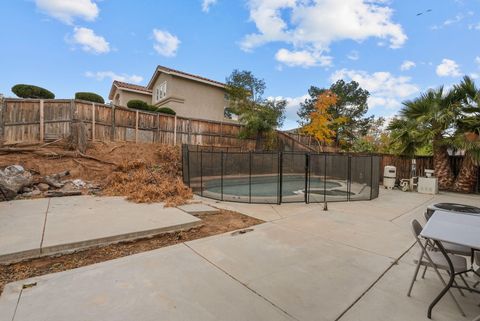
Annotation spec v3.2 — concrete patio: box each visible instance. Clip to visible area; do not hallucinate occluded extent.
[1,189,479,320]
[0,196,201,263]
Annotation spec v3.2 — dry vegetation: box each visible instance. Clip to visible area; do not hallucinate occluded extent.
[0,141,193,205]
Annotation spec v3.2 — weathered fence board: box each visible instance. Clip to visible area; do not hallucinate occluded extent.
[0,98,256,150]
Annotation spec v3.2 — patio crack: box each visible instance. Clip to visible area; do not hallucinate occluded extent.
[183,243,300,321]
[39,198,51,253]
[335,242,415,321]
[389,195,435,223]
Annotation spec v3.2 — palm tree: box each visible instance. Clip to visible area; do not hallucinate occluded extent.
[452,76,480,193]
[398,86,463,190]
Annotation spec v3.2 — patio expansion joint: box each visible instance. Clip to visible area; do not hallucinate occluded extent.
[182,242,301,321]
[39,198,51,253]
[389,195,435,223]
[10,287,24,321]
[335,242,416,321]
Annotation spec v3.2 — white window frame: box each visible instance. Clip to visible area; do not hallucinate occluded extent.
[155,81,167,102]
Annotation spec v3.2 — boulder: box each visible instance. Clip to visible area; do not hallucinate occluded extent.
[0,165,33,200]
[37,183,50,192]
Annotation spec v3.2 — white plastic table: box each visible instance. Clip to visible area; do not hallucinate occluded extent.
[421,210,480,319]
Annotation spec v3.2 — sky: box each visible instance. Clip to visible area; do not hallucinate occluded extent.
[1,0,480,130]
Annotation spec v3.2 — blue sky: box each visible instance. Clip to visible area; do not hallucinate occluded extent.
[1,0,480,129]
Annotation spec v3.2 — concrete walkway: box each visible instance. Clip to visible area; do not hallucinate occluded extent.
[0,196,201,263]
[1,190,480,320]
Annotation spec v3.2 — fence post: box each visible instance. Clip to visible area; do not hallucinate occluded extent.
[249,151,252,204]
[174,115,177,146]
[135,110,139,143]
[370,156,374,200]
[91,102,96,141]
[305,153,309,204]
[0,97,4,146]
[111,105,115,141]
[220,151,224,201]
[200,150,203,197]
[156,114,160,143]
[188,119,192,144]
[278,152,283,205]
[39,99,44,142]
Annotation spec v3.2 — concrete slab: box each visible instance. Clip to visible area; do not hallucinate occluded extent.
[188,222,394,321]
[177,203,220,215]
[0,244,294,321]
[0,198,49,263]
[339,258,480,321]
[0,196,201,263]
[40,196,201,255]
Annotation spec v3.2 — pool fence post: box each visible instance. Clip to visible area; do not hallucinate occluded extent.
[304,153,309,204]
[347,156,352,201]
[249,151,252,203]
[324,154,327,205]
[220,151,224,201]
[278,151,283,205]
[200,150,203,197]
[370,156,374,200]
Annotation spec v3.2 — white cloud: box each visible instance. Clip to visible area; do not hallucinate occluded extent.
[400,60,416,71]
[85,71,143,84]
[35,0,99,25]
[269,94,309,129]
[436,58,462,77]
[475,56,480,66]
[330,69,419,110]
[241,0,406,67]
[70,27,110,54]
[275,49,332,68]
[347,50,360,61]
[469,23,480,30]
[202,0,217,12]
[471,73,479,80]
[153,29,180,57]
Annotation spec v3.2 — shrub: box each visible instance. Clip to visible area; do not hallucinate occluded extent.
[127,100,150,111]
[157,107,176,115]
[12,84,55,99]
[75,92,105,104]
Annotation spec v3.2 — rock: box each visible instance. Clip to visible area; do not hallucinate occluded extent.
[21,186,32,193]
[72,179,86,188]
[44,171,70,189]
[31,189,42,196]
[61,181,77,192]
[46,190,82,198]
[0,165,33,201]
[37,183,50,192]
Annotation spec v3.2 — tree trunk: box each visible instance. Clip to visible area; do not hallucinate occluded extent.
[453,153,478,193]
[255,132,265,151]
[433,141,454,190]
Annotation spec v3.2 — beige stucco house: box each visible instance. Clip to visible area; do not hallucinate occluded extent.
[108,65,233,122]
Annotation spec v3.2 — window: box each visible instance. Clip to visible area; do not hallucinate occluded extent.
[224,107,238,120]
[155,81,167,102]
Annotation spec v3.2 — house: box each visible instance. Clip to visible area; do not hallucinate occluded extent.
[108,65,233,122]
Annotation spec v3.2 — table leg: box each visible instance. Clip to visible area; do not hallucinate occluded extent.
[428,241,455,319]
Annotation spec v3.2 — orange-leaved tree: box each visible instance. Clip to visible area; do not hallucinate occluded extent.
[302,91,347,151]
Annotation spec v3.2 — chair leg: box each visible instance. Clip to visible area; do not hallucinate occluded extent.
[408,250,424,297]
[459,274,472,293]
[452,279,466,297]
[423,249,466,317]
[421,265,428,279]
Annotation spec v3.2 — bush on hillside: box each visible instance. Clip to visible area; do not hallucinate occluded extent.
[12,84,55,99]
[157,107,176,115]
[75,92,105,104]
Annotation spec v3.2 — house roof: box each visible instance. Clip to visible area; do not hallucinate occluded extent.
[147,65,226,90]
[108,81,152,100]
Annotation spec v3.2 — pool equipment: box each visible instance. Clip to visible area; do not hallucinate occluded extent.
[383,165,396,189]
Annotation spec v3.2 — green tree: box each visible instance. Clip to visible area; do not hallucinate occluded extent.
[393,86,464,190]
[451,76,480,192]
[226,70,286,150]
[297,80,371,149]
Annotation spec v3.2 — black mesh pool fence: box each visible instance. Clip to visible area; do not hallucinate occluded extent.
[182,145,381,204]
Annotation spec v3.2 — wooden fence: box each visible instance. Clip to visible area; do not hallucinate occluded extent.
[0,98,256,149]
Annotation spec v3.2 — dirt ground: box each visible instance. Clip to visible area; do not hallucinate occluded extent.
[0,209,263,295]
[0,141,192,205]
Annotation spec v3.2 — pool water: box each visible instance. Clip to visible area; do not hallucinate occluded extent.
[205,175,342,197]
